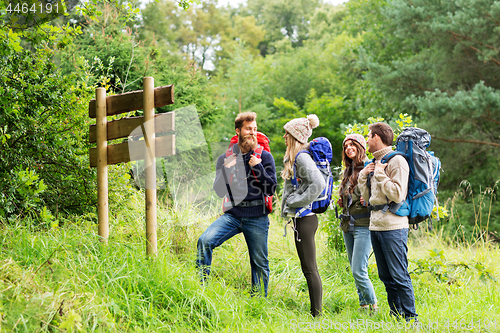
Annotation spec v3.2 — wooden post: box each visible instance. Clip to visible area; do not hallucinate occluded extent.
[89,80,174,254]
[96,87,108,242]
[143,77,157,256]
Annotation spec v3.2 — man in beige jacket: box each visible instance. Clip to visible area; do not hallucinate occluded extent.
[358,122,418,322]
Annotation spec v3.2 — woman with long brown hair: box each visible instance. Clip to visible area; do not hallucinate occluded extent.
[338,134,378,314]
[281,114,324,317]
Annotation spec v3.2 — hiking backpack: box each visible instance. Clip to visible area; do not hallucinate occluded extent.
[222,132,273,214]
[367,127,441,229]
[291,137,334,218]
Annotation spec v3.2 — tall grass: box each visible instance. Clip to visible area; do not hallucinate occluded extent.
[1,199,500,332]
[438,180,500,244]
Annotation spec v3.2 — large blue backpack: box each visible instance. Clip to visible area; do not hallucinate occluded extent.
[291,137,334,218]
[367,127,441,229]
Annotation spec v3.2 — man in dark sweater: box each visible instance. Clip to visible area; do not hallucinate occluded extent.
[197,112,277,296]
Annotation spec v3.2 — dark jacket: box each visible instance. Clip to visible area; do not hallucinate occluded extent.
[213,144,277,217]
[339,180,370,233]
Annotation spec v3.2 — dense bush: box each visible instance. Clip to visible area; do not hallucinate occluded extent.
[0,39,95,221]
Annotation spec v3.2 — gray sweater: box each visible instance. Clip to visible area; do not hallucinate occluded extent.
[281,153,326,217]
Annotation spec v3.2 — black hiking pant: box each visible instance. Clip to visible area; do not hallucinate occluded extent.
[294,214,322,317]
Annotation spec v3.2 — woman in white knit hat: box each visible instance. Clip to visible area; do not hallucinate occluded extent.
[281,114,324,317]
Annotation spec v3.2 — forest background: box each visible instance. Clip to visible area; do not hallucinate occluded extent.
[1,0,500,331]
[1,0,499,236]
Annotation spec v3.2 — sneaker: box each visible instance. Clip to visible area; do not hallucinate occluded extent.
[369,306,379,317]
[406,317,420,328]
[358,306,370,313]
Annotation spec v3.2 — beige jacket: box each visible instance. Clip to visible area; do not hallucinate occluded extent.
[358,146,409,231]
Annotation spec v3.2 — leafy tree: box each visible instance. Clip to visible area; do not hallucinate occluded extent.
[0,0,206,222]
[308,2,347,42]
[0,33,94,221]
[139,0,265,73]
[58,2,222,124]
[58,3,151,93]
[209,8,371,167]
[245,0,321,55]
[343,0,500,188]
[137,0,186,53]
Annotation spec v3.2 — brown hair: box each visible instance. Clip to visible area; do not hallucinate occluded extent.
[235,111,257,130]
[339,139,366,195]
[368,122,394,146]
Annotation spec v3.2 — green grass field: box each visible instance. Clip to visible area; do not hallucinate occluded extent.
[1,204,499,332]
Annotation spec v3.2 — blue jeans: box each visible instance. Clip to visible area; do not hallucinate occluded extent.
[370,228,418,320]
[196,213,270,296]
[343,226,377,306]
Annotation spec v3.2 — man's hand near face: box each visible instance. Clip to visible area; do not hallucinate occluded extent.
[249,155,262,167]
[375,161,388,172]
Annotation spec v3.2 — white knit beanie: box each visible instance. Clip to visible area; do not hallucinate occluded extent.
[284,114,320,144]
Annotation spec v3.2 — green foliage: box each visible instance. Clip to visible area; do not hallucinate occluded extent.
[410,81,500,187]
[58,4,149,94]
[59,2,223,122]
[343,113,413,138]
[345,0,500,189]
[213,31,369,169]
[308,3,347,42]
[1,210,500,331]
[0,168,56,225]
[74,0,141,24]
[0,38,95,221]
[176,0,201,10]
[245,0,321,54]
[411,248,496,284]
[139,0,265,72]
[0,0,171,224]
[322,210,345,253]
[438,180,500,243]
[53,2,224,211]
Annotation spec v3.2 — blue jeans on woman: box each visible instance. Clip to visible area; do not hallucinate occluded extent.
[196,213,270,296]
[370,228,418,320]
[343,226,377,306]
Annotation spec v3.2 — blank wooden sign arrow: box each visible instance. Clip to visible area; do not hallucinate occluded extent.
[88,85,174,118]
[89,113,175,167]
[89,134,175,167]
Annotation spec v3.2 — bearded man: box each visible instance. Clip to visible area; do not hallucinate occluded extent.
[196,112,277,296]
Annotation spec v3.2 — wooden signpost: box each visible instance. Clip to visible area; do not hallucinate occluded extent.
[89,77,175,256]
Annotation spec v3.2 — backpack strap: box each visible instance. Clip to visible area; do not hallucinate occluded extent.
[338,212,371,232]
[224,142,263,187]
[368,201,405,214]
[221,164,236,209]
[337,192,370,233]
[249,144,269,214]
[223,141,255,210]
[290,150,311,189]
[225,142,235,157]
[366,157,376,200]
[380,151,404,164]
[367,151,406,214]
[225,141,238,184]
[252,144,264,159]
[290,150,314,218]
